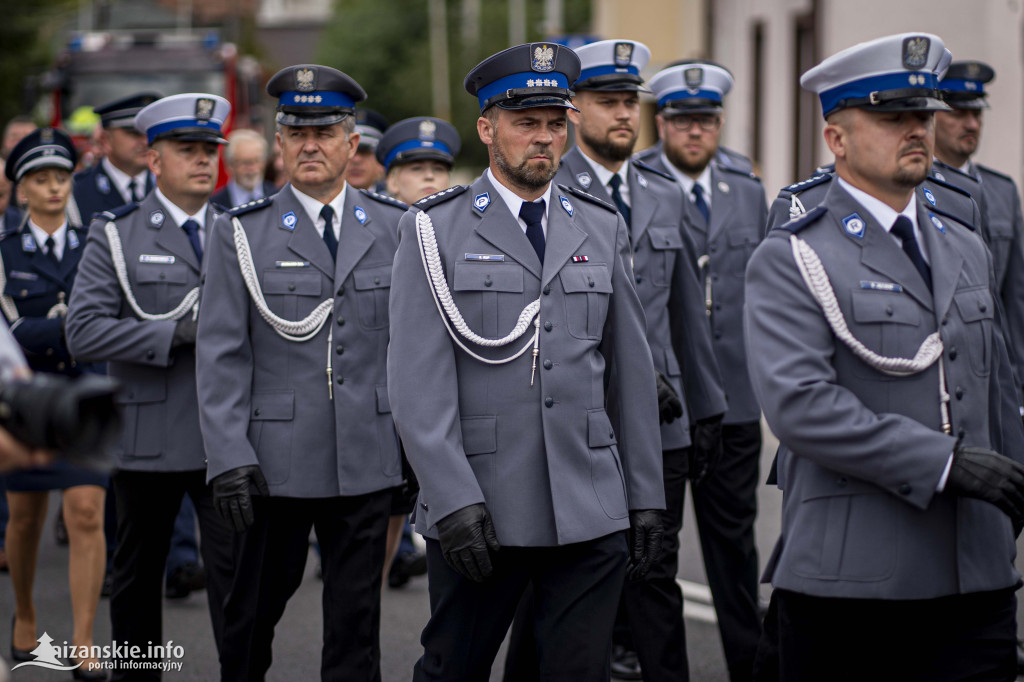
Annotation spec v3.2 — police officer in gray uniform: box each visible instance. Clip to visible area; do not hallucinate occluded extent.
[65,93,235,679]
[557,39,726,682]
[747,33,1024,681]
[195,65,407,681]
[935,61,1024,392]
[644,60,767,681]
[388,43,665,681]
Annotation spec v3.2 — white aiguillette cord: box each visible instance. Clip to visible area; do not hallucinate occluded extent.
[789,234,951,434]
[415,209,542,385]
[232,217,337,398]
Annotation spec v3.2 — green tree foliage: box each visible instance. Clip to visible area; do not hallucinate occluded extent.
[0,0,76,129]
[318,0,591,171]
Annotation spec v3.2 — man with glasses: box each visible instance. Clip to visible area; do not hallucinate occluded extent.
[644,60,767,682]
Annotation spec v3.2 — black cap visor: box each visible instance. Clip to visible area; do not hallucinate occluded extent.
[827,88,952,117]
[276,109,353,128]
[490,89,579,112]
[659,98,723,116]
[151,128,228,145]
[574,73,650,93]
[941,92,989,110]
[390,148,455,168]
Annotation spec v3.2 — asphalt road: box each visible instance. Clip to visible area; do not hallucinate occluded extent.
[1,426,1022,681]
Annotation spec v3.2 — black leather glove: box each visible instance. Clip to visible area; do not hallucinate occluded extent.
[689,414,724,484]
[627,509,664,581]
[212,465,270,533]
[656,372,683,425]
[945,444,1024,529]
[436,503,500,583]
[171,318,198,350]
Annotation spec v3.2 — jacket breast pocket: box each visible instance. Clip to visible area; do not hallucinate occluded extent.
[261,270,323,321]
[248,390,295,485]
[645,226,683,287]
[4,276,49,302]
[352,265,392,331]
[850,290,922,380]
[136,263,192,313]
[953,287,994,377]
[560,264,613,341]
[452,263,525,339]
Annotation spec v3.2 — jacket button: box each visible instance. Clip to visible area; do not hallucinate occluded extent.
[160,273,166,280]
[979,302,987,312]
[254,408,261,416]
[421,502,429,511]
[587,278,595,287]
[885,305,893,316]
[337,286,344,296]
[336,345,344,355]
[374,277,381,285]
[337,376,344,385]
[714,333,721,340]
[544,321,552,332]
[484,277,493,287]
[836,476,847,487]
[45,348,54,356]
[949,347,957,360]
[337,316,345,326]
[709,245,717,253]
[958,428,966,439]
[635,276,642,284]
[543,359,552,370]
[288,283,296,291]
[898,483,912,496]
[57,362,65,371]
[542,285,550,295]
[942,316,949,326]
[146,349,155,360]
[544,396,554,408]
[955,387,964,400]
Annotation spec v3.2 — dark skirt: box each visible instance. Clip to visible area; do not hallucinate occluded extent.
[6,459,109,492]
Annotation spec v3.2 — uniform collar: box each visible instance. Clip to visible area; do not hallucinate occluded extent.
[154,187,208,231]
[660,152,712,207]
[101,157,149,204]
[27,219,68,259]
[577,147,630,203]
[485,168,553,236]
[290,183,347,239]
[837,176,926,262]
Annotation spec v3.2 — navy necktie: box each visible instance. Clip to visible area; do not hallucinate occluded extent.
[608,174,631,229]
[44,236,60,267]
[890,215,932,291]
[181,219,203,263]
[519,200,546,263]
[129,178,142,203]
[320,205,338,261]
[691,183,711,225]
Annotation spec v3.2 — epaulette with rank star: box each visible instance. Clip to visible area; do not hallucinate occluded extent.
[929,204,976,232]
[414,185,469,210]
[632,158,675,182]
[925,174,973,201]
[716,163,761,182]
[975,163,1015,185]
[558,185,617,213]
[99,202,140,222]
[360,189,408,211]
[772,205,827,235]
[229,195,274,217]
[782,173,832,196]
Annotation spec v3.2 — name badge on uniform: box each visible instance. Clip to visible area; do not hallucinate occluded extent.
[559,195,574,217]
[149,210,165,228]
[929,214,945,233]
[842,213,865,239]
[860,280,903,293]
[281,211,297,231]
[923,188,936,206]
[275,260,310,268]
[21,234,37,252]
[474,193,490,213]
[139,254,175,264]
[354,206,367,224]
[465,253,505,262]
[8,271,38,281]
[576,172,592,190]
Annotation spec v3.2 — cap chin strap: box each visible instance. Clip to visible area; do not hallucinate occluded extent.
[415,208,541,382]
[789,233,951,434]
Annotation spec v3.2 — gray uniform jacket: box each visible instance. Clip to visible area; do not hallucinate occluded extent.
[387,175,665,547]
[195,184,406,498]
[65,193,220,472]
[747,181,1024,600]
[556,147,726,450]
[646,154,766,424]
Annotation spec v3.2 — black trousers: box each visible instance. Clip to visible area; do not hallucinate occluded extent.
[220,492,390,682]
[416,531,628,682]
[687,420,763,682]
[771,588,1018,682]
[110,469,234,682]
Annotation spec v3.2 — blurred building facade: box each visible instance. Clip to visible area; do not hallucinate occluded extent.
[594,0,1024,197]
